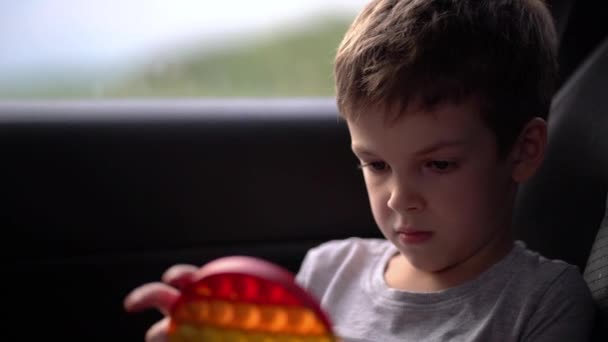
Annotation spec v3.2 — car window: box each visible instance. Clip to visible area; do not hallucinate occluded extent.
[0,0,367,99]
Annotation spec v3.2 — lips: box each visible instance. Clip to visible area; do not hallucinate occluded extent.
[396,228,434,244]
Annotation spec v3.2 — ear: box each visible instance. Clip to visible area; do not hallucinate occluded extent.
[510,117,547,183]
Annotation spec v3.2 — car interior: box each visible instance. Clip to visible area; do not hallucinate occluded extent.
[2,0,606,340]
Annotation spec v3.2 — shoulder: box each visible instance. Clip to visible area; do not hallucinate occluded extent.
[510,241,585,290]
[509,241,592,308]
[295,237,390,291]
[510,242,595,340]
[305,237,389,261]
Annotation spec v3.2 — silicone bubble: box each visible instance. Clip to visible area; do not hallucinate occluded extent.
[168,256,337,342]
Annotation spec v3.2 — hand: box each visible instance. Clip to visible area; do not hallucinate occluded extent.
[124,264,199,342]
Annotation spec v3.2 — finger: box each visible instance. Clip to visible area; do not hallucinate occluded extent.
[162,264,199,289]
[124,282,180,315]
[146,317,169,342]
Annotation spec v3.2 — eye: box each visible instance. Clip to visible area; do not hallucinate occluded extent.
[426,160,458,172]
[358,161,389,172]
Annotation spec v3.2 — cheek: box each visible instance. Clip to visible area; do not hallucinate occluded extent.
[365,183,392,227]
[430,170,499,223]
[443,170,508,227]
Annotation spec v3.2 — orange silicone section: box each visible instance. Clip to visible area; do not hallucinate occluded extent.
[169,258,336,342]
[171,300,328,336]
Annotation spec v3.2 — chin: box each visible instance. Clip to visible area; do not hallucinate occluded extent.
[401,253,452,273]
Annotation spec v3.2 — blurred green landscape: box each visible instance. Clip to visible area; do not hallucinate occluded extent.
[1,17,351,99]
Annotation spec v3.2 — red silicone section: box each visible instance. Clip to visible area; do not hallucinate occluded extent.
[171,256,333,332]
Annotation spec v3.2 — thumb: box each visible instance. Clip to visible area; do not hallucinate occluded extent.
[162,264,199,289]
[146,317,170,342]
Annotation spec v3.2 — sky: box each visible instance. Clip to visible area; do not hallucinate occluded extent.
[0,0,368,83]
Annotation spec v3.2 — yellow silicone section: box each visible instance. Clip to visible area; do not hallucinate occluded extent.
[168,325,336,342]
[172,300,328,335]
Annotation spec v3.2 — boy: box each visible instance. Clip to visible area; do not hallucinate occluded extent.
[124,0,595,340]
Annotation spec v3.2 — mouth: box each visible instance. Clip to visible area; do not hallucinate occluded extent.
[396,229,434,244]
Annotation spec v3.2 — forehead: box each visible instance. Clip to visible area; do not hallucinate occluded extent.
[347,100,490,154]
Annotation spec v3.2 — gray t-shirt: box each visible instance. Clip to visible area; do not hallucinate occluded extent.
[296,238,595,342]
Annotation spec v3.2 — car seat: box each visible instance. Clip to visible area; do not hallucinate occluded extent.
[513,36,608,340]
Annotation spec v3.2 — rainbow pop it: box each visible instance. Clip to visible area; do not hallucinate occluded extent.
[168,256,337,342]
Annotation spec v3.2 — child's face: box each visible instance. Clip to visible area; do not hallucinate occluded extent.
[347,100,517,273]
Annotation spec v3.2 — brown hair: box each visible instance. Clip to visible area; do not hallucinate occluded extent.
[334,0,558,157]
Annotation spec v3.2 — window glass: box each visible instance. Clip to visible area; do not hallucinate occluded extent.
[0,0,367,99]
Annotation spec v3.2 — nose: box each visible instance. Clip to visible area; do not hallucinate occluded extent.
[386,176,425,213]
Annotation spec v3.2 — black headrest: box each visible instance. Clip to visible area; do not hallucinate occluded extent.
[584,194,608,340]
[513,36,608,270]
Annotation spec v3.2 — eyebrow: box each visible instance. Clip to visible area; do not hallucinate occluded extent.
[351,145,377,157]
[414,139,469,156]
[352,139,468,157]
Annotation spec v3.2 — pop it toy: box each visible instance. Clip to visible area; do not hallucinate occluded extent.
[168,256,337,342]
